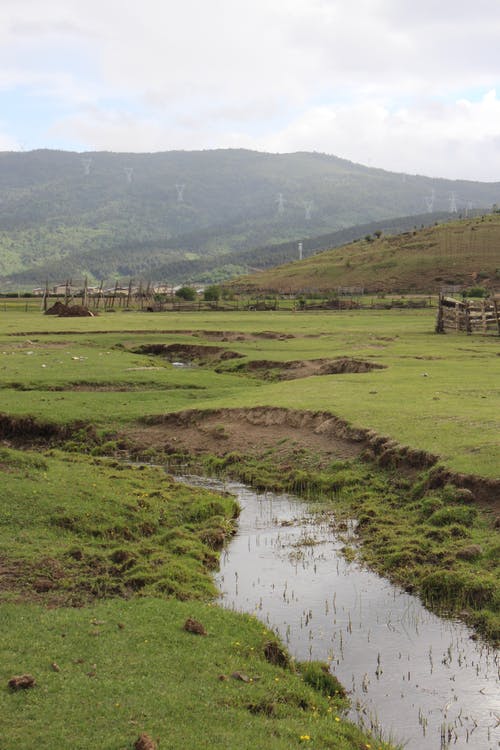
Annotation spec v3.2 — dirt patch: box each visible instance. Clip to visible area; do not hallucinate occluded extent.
[8,328,295,340]
[3,382,204,393]
[264,641,289,667]
[0,555,77,606]
[129,408,364,463]
[134,734,157,750]
[199,329,294,342]
[124,407,499,507]
[183,617,207,635]
[0,413,74,442]
[8,674,36,691]
[45,302,95,317]
[319,358,385,374]
[135,343,243,365]
[224,357,386,381]
[0,413,99,446]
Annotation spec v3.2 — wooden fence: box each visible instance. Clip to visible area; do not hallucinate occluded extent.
[436,295,500,335]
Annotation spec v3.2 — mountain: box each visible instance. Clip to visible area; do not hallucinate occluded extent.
[0,148,499,287]
[230,214,500,294]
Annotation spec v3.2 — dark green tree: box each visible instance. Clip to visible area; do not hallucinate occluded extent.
[175,285,196,301]
[203,285,221,302]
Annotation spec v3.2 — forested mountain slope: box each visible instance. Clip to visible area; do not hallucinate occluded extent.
[0,148,498,286]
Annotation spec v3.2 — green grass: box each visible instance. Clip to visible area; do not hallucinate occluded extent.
[1,598,386,750]
[0,445,385,750]
[0,447,239,603]
[232,214,500,293]
[0,305,497,747]
[1,307,497,477]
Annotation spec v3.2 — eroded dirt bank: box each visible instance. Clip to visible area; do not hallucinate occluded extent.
[128,407,499,508]
[221,357,386,380]
[0,407,498,506]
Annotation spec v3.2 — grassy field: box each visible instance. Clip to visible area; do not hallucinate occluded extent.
[0,306,498,477]
[1,445,383,750]
[232,214,500,293]
[0,304,498,748]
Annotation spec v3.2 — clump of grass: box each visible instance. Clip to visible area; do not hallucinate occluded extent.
[427,505,477,527]
[298,661,347,701]
[0,447,239,604]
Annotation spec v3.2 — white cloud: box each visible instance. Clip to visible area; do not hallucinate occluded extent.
[243,89,500,180]
[1,0,500,179]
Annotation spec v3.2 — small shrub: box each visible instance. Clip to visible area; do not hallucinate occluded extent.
[175,286,197,301]
[463,286,489,298]
[203,285,221,302]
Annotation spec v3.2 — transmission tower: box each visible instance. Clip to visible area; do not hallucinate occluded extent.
[82,158,92,176]
[304,201,314,221]
[124,167,134,184]
[424,188,435,213]
[175,184,185,202]
[276,193,286,215]
[449,192,458,213]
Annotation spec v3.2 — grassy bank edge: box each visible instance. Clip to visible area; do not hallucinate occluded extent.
[0,445,392,750]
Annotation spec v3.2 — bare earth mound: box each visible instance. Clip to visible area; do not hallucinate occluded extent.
[225,357,386,380]
[135,343,243,364]
[200,330,295,342]
[45,302,95,317]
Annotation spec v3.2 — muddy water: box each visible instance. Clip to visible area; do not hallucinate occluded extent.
[177,475,499,750]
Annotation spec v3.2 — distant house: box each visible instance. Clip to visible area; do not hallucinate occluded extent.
[52,284,68,295]
[52,284,82,296]
[153,284,174,295]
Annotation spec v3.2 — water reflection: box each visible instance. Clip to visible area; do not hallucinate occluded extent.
[177,476,500,750]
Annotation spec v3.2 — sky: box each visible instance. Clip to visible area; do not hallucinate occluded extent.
[1,0,500,180]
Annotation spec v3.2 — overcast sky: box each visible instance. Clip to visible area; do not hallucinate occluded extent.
[1,0,500,180]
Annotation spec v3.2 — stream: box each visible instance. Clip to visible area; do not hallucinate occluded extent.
[177,475,499,750]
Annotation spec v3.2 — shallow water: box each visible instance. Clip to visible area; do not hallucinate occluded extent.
[177,475,499,750]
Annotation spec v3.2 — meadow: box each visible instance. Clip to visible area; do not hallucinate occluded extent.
[0,304,498,748]
[0,305,498,476]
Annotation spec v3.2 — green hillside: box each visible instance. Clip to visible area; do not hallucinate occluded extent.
[0,148,499,287]
[231,214,500,294]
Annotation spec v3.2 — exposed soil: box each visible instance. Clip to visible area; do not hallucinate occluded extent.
[9,328,296,339]
[225,357,386,380]
[131,407,364,463]
[183,617,207,635]
[0,413,84,443]
[3,382,203,393]
[45,302,95,317]
[199,329,295,342]
[134,734,157,750]
[8,674,36,691]
[0,555,76,606]
[125,407,499,508]
[0,408,498,510]
[135,343,243,364]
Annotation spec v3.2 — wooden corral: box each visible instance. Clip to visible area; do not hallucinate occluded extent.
[436,295,500,335]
